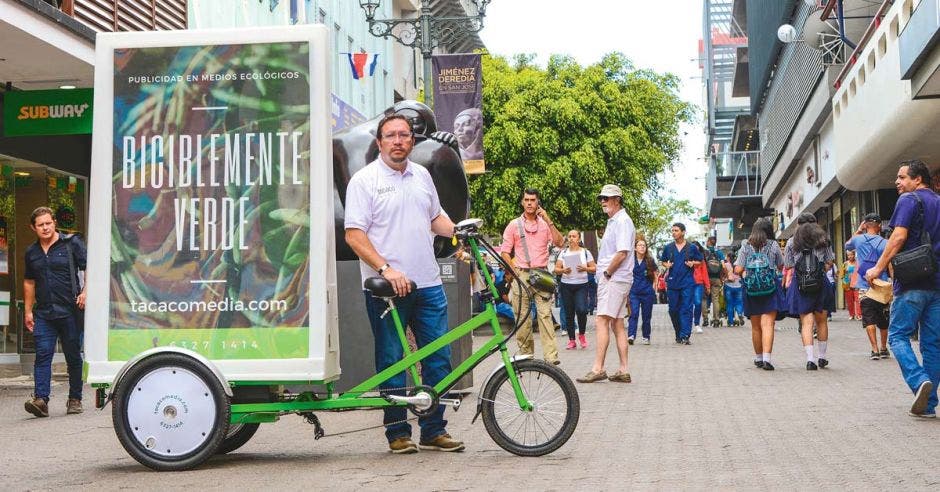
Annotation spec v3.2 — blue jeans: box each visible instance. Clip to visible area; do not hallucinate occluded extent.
[667,286,694,340]
[587,273,597,312]
[364,285,452,442]
[559,282,589,339]
[628,291,655,339]
[888,289,940,414]
[692,284,704,325]
[724,285,744,321]
[33,315,83,401]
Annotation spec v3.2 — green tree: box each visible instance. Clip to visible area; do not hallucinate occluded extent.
[639,193,700,249]
[471,52,694,237]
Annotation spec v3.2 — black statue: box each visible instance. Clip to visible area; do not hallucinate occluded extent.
[333,100,470,260]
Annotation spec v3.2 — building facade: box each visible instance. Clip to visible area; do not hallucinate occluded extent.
[709,0,939,310]
[0,0,189,364]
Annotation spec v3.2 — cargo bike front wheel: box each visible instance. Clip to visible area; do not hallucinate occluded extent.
[111,353,231,471]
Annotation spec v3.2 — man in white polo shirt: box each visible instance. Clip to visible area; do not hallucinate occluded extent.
[577,184,636,384]
[344,114,463,454]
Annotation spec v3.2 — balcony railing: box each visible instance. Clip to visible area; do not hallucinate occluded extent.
[706,150,763,219]
[49,0,187,32]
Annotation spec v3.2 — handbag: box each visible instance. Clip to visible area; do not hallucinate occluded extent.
[516,218,557,294]
[890,191,938,284]
[63,235,85,331]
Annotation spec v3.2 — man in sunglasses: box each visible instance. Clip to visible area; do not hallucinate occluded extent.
[344,114,463,454]
[577,184,636,383]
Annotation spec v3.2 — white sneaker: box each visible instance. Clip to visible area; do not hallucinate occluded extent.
[694,325,703,333]
[641,338,650,345]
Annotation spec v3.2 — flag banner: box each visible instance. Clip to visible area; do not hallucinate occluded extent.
[108,41,312,360]
[347,53,379,80]
[432,53,485,174]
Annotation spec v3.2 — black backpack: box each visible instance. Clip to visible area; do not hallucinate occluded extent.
[705,250,723,278]
[795,249,824,295]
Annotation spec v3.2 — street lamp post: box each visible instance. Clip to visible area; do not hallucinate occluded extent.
[358,0,491,108]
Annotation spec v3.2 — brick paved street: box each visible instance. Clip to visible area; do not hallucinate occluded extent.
[1,305,937,490]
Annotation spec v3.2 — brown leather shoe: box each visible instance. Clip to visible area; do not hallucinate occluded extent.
[418,433,465,452]
[608,371,632,383]
[389,437,418,454]
[25,397,49,418]
[576,370,608,383]
[66,398,83,415]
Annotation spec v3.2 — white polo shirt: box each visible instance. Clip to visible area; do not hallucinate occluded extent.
[597,208,636,283]
[344,157,443,288]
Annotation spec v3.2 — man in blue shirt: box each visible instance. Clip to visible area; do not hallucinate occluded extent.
[659,223,702,344]
[23,207,87,418]
[846,213,890,360]
[866,160,940,418]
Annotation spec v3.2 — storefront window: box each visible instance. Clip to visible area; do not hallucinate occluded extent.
[0,155,86,354]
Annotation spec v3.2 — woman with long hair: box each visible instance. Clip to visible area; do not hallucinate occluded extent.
[628,238,658,345]
[554,230,596,349]
[723,252,744,326]
[734,218,785,370]
[784,216,836,370]
[840,250,861,320]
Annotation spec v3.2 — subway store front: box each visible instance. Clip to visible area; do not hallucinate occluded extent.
[0,89,90,370]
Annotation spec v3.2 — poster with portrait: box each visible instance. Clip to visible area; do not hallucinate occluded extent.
[79,30,331,369]
[432,53,485,174]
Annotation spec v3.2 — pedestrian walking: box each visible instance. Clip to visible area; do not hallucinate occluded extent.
[704,236,726,327]
[735,218,784,370]
[846,213,891,360]
[499,188,564,365]
[659,223,702,345]
[344,113,464,453]
[23,206,87,418]
[784,214,835,371]
[577,184,636,383]
[628,238,657,345]
[840,250,861,320]
[554,230,596,350]
[723,252,744,326]
[691,241,711,333]
[865,160,940,418]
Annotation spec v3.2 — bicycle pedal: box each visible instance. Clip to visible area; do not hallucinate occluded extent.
[439,398,461,411]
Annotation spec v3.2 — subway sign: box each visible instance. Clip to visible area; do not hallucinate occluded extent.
[2,89,93,136]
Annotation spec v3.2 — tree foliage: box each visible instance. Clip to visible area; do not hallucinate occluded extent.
[639,193,700,249]
[471,52,694,239]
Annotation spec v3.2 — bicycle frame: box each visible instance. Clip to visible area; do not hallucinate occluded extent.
[228,235,532,423]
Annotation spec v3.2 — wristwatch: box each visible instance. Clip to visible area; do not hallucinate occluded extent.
[603,271,612,279]
[378,263,391,275]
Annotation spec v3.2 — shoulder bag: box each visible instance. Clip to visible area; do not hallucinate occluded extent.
[517,218,557,294]
[891,191,939,284]
[63,234,85,331]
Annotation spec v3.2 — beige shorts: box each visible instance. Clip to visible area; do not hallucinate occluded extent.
[596,276,632,318]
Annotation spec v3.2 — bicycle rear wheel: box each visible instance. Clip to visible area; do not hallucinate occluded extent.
[481,359,579,456]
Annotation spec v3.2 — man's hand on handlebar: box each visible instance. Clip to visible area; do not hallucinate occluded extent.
[382,266,413,297]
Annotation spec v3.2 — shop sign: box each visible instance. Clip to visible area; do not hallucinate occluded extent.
[2,89,93,136]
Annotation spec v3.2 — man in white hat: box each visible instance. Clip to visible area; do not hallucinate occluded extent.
[577,184,636,383]
[846,213,890,360]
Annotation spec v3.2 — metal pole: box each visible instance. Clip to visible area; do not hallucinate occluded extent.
[420,0,434,108]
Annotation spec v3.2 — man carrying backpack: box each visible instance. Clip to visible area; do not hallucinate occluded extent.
[704,236,726,327]
[846,213,890,360]
[864,160,940,419]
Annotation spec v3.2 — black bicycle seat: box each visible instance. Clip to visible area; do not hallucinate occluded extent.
[364,277,417,298]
